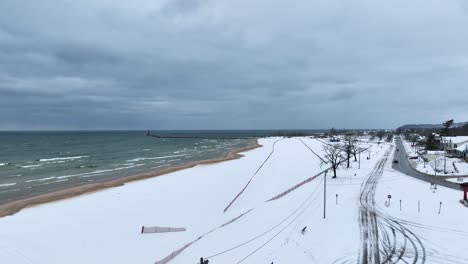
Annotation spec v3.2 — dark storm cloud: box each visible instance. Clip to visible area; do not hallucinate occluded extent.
[1,0,468,130]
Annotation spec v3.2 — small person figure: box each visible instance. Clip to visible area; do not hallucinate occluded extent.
[301,226,307,235]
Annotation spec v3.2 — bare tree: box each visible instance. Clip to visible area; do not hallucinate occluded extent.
[322,144,345,178]
[410,135,419,147]
[386,133,394,142]
[348,134,359,162]
[376,130,385,141]
[343,134,355,167]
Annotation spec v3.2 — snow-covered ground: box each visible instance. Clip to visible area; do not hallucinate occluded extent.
[414,156,468,177]
[0,137,466,264]
[377,168,468,262]
[402,139,468,177]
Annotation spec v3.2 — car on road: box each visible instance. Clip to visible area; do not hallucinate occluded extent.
[396,148,399,151]
[393,159,399,164]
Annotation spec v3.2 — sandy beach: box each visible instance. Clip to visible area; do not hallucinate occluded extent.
[0,140,260,218]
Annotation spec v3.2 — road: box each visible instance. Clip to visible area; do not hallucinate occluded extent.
[392,138,461,190]
[359,147,426,264]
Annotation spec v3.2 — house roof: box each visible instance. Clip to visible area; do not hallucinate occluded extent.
[456,143,468,152]
[443,136,468,145]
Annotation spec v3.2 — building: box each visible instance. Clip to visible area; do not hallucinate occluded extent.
[456,143,468,160]
[441,136,468,158]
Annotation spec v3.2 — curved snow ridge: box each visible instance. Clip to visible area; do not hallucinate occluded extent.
[223,138,285,213]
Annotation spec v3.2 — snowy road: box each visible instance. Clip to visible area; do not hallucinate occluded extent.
[359,147,426,264]
[393,138,461,190]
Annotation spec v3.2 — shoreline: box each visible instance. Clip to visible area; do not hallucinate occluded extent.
[0,139,262,218]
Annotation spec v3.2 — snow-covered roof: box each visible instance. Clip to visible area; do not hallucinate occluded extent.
[456,143,468,152]
[426,151,445,155]
[443,136,468,144]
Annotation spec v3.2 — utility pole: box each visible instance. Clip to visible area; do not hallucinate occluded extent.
[323,170,327,219]
[444,143,447,174]
[442,136,447,174]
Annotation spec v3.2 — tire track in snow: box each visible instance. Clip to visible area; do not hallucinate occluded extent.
[357,147,427,264]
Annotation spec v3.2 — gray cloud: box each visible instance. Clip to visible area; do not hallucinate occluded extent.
[328,90,354,102]
[1,0,468,130]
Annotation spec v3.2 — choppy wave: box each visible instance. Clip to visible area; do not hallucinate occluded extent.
[21,164,43,169]
[0,182,17,188]
[25,177,56,183]
[151,164,171,169]
[94,164,145,173]
[39,156,88,162]
[0,133,251,202]
[127,154,185,162]
[0,188,20,194]
[5,174,22,178]
[75,165,97,169]
[21,163,147,184]
[33,178,69,187]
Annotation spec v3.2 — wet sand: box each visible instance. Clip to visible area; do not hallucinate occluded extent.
[0,139,261,217]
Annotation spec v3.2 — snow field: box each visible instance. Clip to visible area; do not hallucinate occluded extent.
[0,137,430,264]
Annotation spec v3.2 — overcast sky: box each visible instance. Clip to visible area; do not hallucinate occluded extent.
[1,0,467,130]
